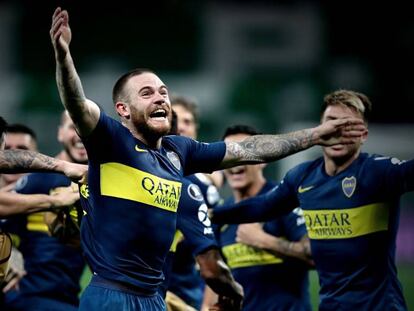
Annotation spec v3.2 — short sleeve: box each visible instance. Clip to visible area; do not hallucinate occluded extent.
[163,136,226,175]
[177,182,217,256]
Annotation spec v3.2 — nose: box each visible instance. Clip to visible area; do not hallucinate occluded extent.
[153,92,166,104]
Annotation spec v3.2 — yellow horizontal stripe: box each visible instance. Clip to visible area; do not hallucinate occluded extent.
[27,213,48,233]
[222,243,283,269]
[303,202,389,240]
[100,163,182,213]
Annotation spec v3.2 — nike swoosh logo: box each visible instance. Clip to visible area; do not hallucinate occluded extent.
[298,185,314,193]
[135,145,148,153]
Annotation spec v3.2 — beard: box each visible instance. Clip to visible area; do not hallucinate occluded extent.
[131,109,172,143]
[135,120,171,143]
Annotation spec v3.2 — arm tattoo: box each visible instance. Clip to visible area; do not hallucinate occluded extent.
[0,150,58,173]
[225,130,314,166]
[56,56,87,118]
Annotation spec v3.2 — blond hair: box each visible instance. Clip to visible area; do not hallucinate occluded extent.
[323,90,372,121]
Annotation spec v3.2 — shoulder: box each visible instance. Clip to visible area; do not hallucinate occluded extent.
[95,111,126,134]
[284,158,322,182]
[162,135,193,150]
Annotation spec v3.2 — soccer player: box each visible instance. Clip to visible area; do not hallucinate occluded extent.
[168,96,223,309]
[159,178,242,311]
[0,116,86,295]
[158,111,242,310]
[210,124,312,311]
[50,7,366,310]
[3,112,88,311]
[211,90,413,310]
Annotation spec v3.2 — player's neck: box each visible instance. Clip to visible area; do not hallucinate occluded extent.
[233,176,266,203]
[324,151,361,176]
[129,127,162,149]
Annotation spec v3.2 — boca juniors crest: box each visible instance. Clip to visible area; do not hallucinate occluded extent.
[167,151,181,171]
[342,176,356,198]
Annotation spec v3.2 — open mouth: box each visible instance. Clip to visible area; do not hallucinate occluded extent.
[149,109,168,120]
[74,141,86,150]
[228,167,246,176]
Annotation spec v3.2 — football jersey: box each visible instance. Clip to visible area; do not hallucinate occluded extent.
[167,173,221,308]
[160,178,217,309]
[217,181,310,311]
[213,153,414,310]
[80,111,225,295]
[4,173,85,306]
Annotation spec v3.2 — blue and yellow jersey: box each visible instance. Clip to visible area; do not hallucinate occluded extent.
[4,172,85,305]
[217,181,310,311]
[80,111,225,295]
[214,153,414,310]
[160,178,217,309]
[167,173,221,308]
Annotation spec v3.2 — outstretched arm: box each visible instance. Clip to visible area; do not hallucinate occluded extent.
[0,150,87,182]
[197,248,243,311]
[220,118,366,168]
[211,187,295,224]
[50,7,100,137]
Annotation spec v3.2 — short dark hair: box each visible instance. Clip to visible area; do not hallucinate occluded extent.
[323,89,372,122]
[0,116,8,145]
[6,123,37,141]
[169,110,178,135]
[171,95,199,126]
[112,68,155,104]
[0,117,7,136]
[222,124,262,140]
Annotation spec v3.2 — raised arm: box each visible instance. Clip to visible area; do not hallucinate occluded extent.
[0,150,87,182]
[50,7,100,137]
[220,117,366,168]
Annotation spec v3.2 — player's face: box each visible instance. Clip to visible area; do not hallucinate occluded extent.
[2,132,37,185]
[173,105,197,139]
[224,133,264,191]
[58,113,88,164]
[126,73,172,139]
[321,104,367,160]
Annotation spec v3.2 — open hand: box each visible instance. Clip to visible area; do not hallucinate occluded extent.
[314,117,367,146]
[50,7,72,62]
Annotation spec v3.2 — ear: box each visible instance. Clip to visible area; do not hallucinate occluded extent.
[361,128,369,144]
[259,163,267,170]
[115,102,130,119]
[57,126,63,143]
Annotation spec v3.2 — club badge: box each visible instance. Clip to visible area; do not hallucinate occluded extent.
[342,176,356,198]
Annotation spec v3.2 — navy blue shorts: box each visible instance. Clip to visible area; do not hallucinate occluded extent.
[80,276,166,311]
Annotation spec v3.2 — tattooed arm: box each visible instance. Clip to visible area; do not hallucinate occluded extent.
[50,7,100,137]
[0,150,87,182]
[220,118,366,168]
